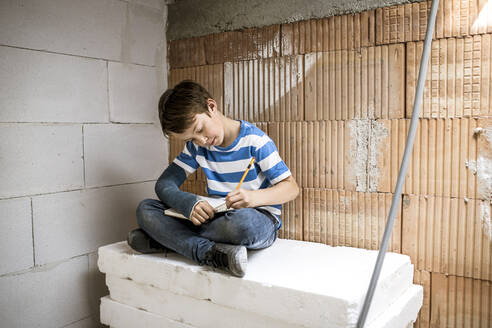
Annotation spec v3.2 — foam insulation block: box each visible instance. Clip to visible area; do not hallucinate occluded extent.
[101,284,422,328]
[98,239,421,327]
[100,296,193,328]
[105,274,304,328]
[367,285,423,328]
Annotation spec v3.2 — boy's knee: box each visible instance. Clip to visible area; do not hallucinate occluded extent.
[222,208,259,242]
[136,199,157,227]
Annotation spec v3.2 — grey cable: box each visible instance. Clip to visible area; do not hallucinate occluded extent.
[355,0,440,326]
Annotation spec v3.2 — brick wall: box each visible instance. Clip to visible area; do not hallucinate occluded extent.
[168,0,492,326]
[0,0,168,327]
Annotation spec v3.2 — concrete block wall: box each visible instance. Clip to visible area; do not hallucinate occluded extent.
[167,0,492,326]
[0,0,168,327]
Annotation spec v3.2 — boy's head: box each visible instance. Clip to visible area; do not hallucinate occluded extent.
[158,80,224,147]
[158,80,214,138]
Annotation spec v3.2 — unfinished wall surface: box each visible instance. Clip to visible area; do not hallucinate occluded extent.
[167,0,422,41]
[168,0,492,326]
[0,0,168,327]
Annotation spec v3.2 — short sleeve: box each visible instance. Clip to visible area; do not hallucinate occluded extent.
[255,135,291,185]
[173,141,199,174]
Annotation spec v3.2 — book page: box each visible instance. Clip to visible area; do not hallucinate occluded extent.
[196,195,227,211]
[164,196,229,220]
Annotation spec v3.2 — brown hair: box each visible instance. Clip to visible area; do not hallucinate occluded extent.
[158,80,213,137]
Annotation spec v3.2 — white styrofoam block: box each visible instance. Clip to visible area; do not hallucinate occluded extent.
[0,46,108,123]
[0,197,33,275]
[98,239,415,328]
[0,124,84,198]
[101,284,423,328]
[84,124,167,187]
[367,285,423,328]
[32,181,155,264]
[0,0,126,62]
[106,274,304,328]
[89,252,110,324]
[109,62,161,123]
[101,296,194,328]
[0,256,90,327]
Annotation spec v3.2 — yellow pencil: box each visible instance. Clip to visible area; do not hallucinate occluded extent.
[236,157,255,190]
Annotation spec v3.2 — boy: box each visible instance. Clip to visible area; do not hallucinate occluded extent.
[128,80,299,277]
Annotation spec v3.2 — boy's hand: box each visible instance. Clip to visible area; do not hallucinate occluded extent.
[226,189,257,209]
[190,201,215,226]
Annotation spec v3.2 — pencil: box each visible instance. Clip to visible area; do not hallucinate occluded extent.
[236,157,255,190]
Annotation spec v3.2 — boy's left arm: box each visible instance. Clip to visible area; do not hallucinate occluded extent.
[225,175,299,209]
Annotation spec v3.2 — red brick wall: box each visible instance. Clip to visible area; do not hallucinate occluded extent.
[168,1,492,326]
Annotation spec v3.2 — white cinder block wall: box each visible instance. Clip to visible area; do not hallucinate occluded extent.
[0,0,169,327]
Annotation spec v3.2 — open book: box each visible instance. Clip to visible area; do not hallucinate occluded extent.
[164,195,229,220]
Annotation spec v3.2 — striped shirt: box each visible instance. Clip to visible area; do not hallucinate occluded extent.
[173,120,291,226]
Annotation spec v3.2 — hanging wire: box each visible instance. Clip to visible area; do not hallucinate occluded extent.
[355,0,440,326]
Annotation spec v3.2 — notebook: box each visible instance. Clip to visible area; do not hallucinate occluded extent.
[164,195,229,220]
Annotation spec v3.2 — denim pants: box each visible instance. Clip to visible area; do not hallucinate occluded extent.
[136,199,280,264]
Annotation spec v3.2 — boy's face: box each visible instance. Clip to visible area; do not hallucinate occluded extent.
[174,99,224,147]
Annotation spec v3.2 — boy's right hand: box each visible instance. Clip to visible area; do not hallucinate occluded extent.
[190,200,215,226]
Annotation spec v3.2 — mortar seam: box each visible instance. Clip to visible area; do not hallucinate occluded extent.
[0,44,157,68]
[30,197,35,267]
[0,180,157,201]
[82,125,86,188]
[59,315,93,328]
[107,60,111,122]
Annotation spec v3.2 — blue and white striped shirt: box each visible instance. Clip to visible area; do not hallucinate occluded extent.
[173,120,291,225]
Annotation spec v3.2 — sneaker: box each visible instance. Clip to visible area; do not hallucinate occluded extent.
[203,243,247,277]
[127,229,171,254]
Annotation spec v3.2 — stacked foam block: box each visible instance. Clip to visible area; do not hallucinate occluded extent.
[98,239,423,328]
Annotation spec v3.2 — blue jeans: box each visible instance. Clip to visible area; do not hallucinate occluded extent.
[136,199,280,264]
